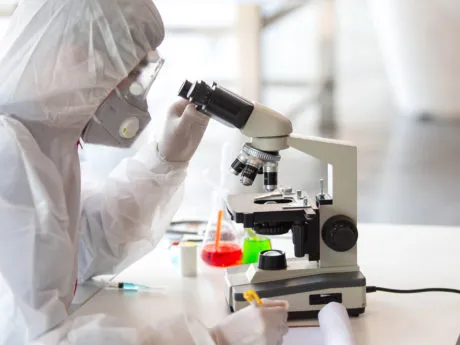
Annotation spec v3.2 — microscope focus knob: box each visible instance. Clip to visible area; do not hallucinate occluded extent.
[322,215,358,252]
[258,250,287,270]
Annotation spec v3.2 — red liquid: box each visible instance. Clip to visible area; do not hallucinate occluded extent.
[201,242,242,267]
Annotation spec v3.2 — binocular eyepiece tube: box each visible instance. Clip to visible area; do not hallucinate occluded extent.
[178,80,281,192]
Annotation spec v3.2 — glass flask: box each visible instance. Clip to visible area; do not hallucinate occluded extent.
[201,206,242,267]
[242,228,272,264]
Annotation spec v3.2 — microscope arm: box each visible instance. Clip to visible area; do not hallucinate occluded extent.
[178,80,357,208]
[287,134,357,221]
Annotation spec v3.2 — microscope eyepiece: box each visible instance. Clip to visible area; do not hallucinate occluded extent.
[179,80,285,192]
[178,80,193,99]
[178,80,253,129]
[178,80,213,108]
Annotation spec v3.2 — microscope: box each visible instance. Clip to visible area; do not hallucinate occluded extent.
[179,80,366,319]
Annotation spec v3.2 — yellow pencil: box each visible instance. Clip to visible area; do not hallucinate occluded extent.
[243,290,320,328]
[243,289,263,306]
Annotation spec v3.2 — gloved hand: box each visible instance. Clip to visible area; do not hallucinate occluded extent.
[158,99,210,163]
[210,300,289,345]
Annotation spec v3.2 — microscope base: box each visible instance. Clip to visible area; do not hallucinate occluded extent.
[224,269,366,319]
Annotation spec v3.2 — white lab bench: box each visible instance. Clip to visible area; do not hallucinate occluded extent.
[71,224,460,344]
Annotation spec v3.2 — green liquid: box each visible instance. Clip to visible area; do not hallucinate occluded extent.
[242,237,272,264]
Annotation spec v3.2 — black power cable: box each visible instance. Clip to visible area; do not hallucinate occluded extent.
[366,286,460,294]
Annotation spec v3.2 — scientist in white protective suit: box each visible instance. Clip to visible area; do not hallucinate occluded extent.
[0,0,293,344]
[0,0,358,344]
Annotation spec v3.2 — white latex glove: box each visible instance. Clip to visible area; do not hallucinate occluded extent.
[210,300,289,345]
[158,99,210,163]
[318,302,356,345]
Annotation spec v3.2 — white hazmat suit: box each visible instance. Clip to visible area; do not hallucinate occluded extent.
[0,0,188,341]
[0,0,291,344]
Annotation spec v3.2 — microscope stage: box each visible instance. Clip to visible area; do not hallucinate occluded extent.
[226,193,316,226]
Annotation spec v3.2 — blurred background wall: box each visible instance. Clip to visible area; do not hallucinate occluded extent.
[1,0,459,225]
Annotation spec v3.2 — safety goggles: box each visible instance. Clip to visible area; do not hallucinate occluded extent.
[126,50,164,99]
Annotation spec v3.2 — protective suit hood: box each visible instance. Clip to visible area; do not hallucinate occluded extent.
[0,0,164,133]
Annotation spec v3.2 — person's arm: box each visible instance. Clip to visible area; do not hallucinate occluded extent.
[77,143,187,281]
[78,99,209,281]
[0,113,212,345]
[33,299,290,345]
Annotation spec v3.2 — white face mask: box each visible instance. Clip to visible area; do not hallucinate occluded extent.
[81,50,164,147]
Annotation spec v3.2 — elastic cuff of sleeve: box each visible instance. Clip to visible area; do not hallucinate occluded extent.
[134,142,189,175]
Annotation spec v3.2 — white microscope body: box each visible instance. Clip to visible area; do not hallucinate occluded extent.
[179,81,366,318]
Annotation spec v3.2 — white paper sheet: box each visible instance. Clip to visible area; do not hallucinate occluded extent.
[284,327,323,345]
[284,303,356,345]
[318,303,356,345]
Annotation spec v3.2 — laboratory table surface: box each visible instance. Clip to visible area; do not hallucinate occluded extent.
[72,223,460,345]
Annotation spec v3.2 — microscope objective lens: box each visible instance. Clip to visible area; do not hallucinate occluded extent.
[240,165,259,186]
[230,159,245,175]
[230,153,248,175]
[264,172,278,192]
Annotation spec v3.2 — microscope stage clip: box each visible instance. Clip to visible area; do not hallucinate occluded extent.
[253,192,283,201]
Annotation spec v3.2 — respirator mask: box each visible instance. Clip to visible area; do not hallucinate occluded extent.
[81,50,164,147]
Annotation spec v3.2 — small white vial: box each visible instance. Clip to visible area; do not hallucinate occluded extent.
[180,241,197,277]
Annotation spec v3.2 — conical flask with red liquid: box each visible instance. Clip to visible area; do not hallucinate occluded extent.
[200,206,242,267]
